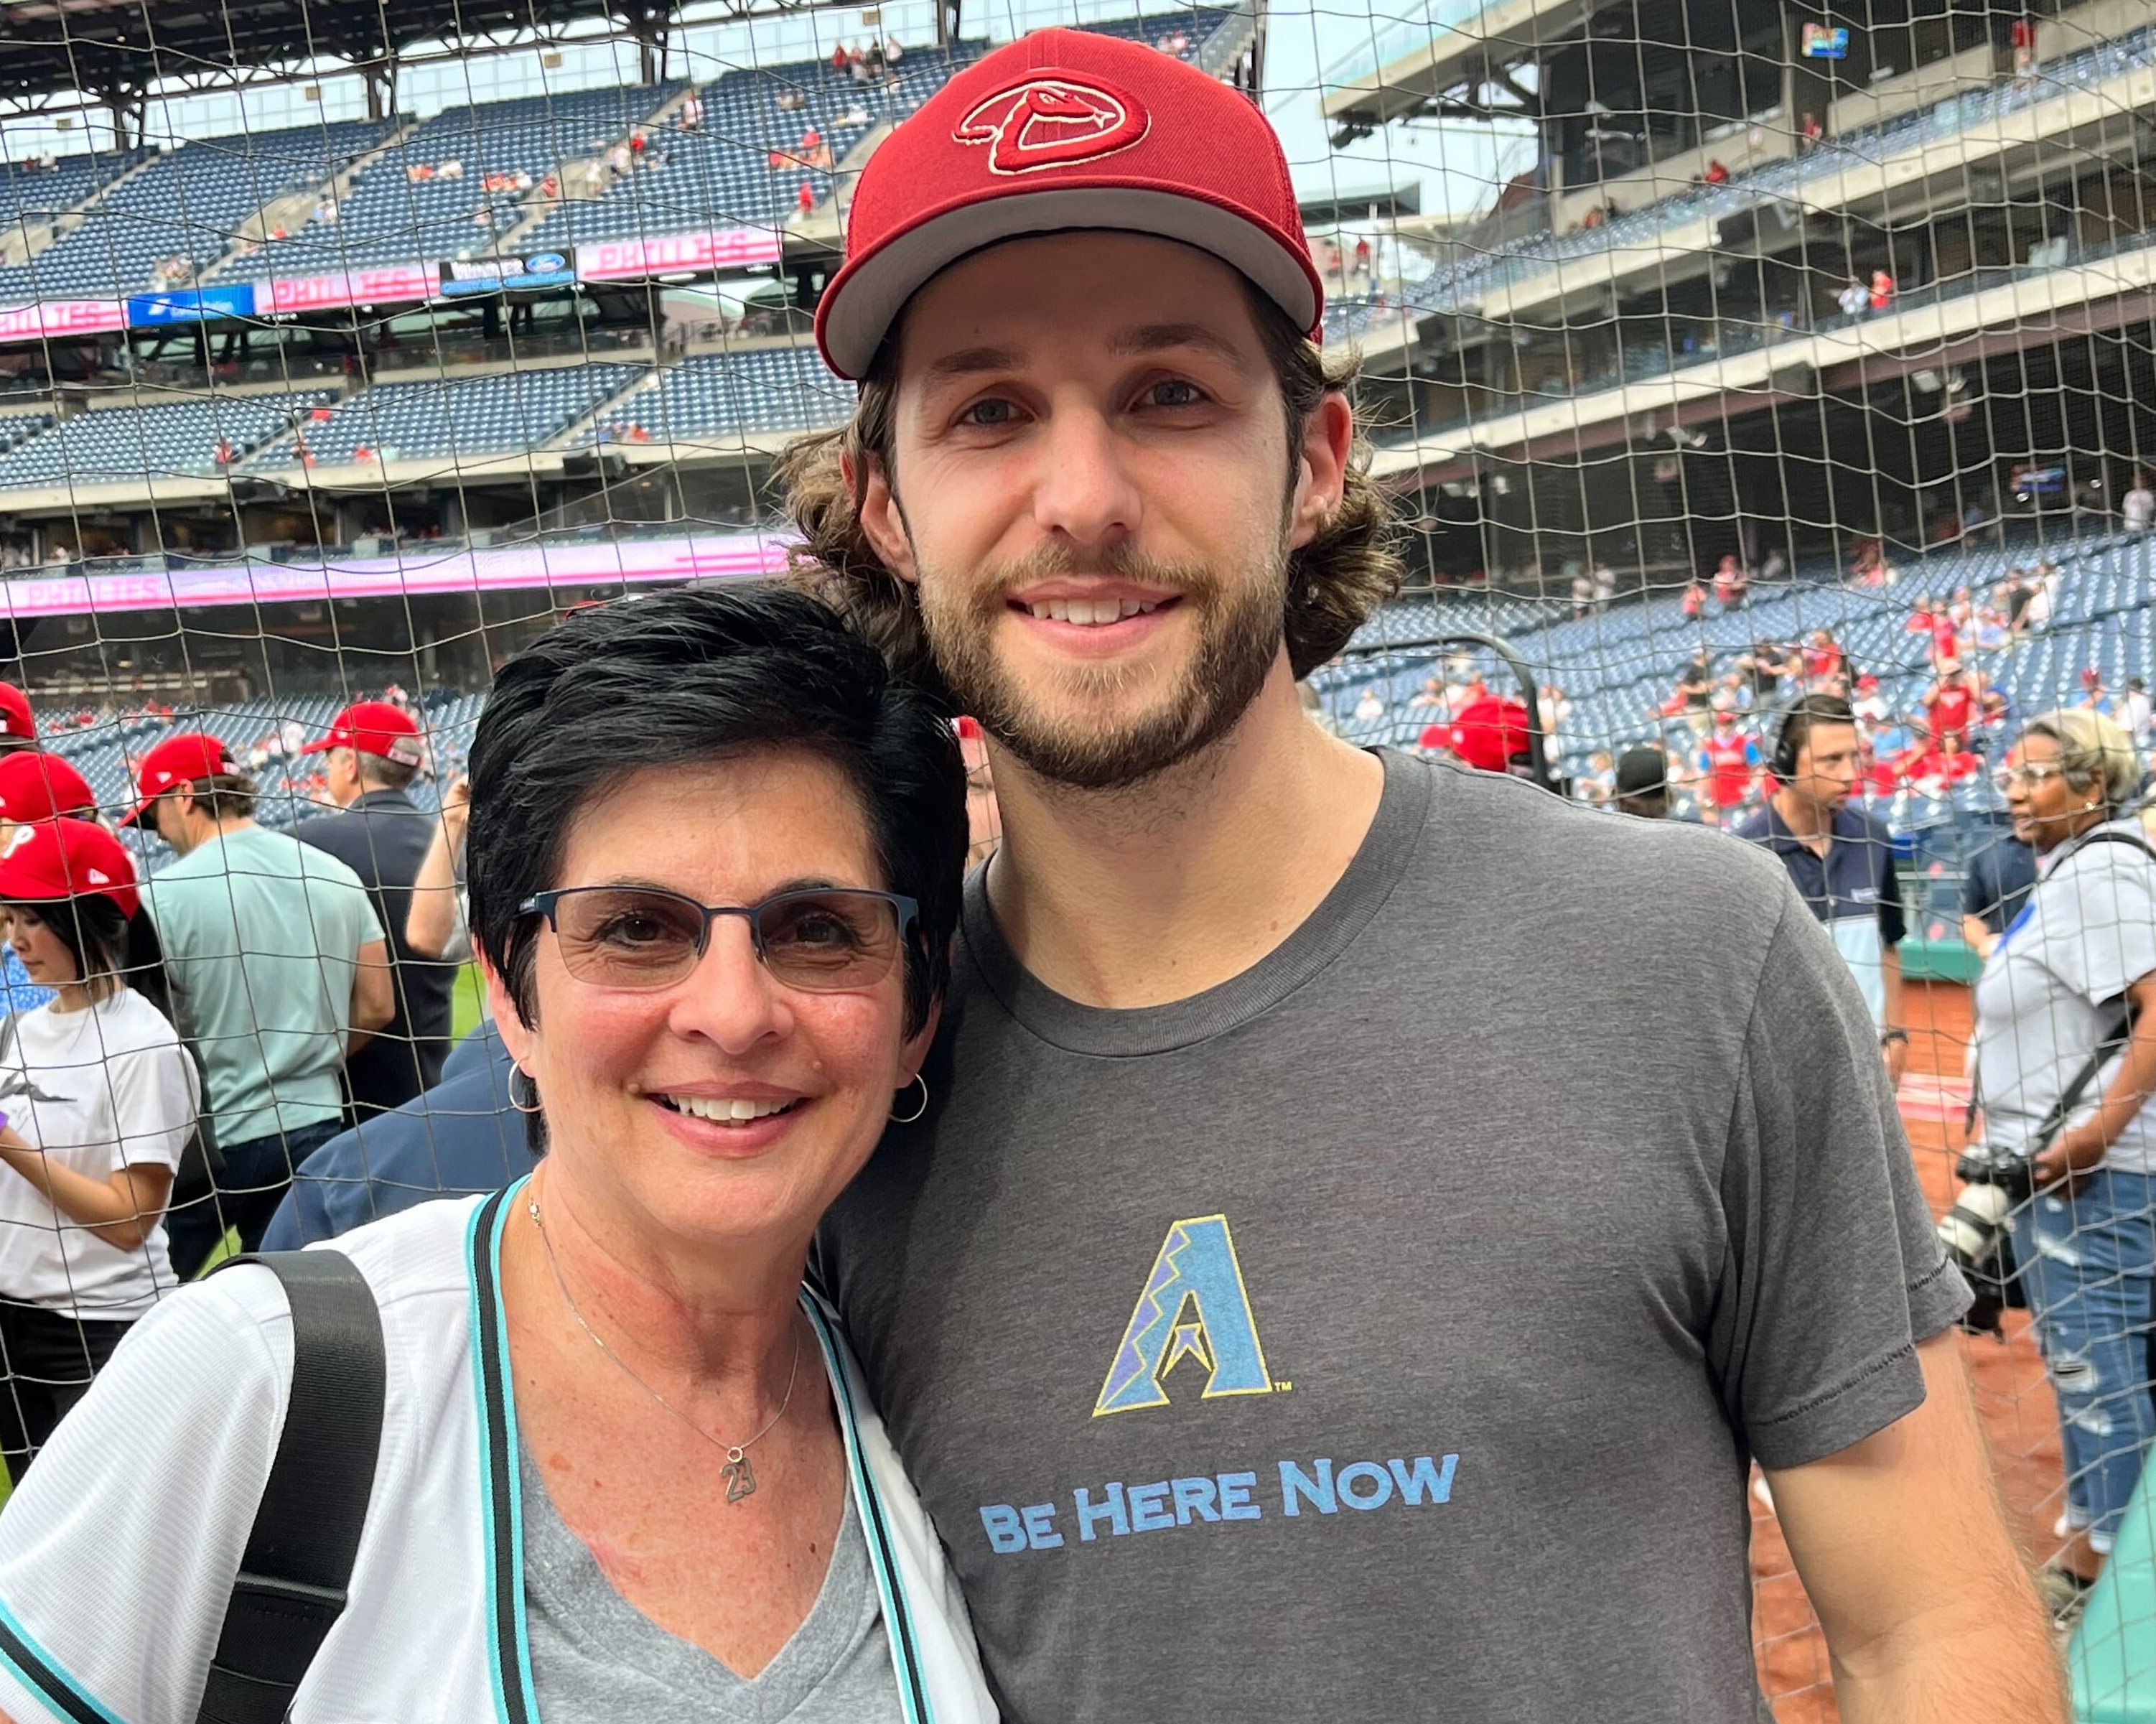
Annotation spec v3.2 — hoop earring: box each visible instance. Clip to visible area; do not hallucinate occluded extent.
[510,1067,544,1117]
[890,1072,928,1125]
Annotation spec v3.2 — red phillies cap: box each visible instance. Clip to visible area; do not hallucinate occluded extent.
[0,818,139,919]
[121,731,235,826]
[815,28,1322,378]
[0,751,95,825]
[302,700,425,768]
[1442,696,1534,774]
[0,684,34,742]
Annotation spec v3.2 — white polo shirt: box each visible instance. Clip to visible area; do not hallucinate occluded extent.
[1975,821,2156,1173]
[0,1185,995,1724]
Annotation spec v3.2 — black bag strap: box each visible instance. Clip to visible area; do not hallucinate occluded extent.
[196,1249,386,1724]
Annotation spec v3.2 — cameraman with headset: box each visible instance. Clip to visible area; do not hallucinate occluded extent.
[1959,709,2156,1623]
[1733,694,1909,1086]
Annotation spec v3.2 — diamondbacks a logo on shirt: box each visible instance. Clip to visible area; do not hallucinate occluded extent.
[953,78,1150,175]
[1094,1215,1271,1417]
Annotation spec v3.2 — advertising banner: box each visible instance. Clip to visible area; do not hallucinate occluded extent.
[263,264,438,314]
[0,534,793,619]
[125,282,261,326]
[575,229,782,283]
[0,299,128,343]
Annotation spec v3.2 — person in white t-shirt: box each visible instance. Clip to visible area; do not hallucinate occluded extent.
[0,818,197,1474]
[2122,475,2155,534]
[1975,709,2156,1622]
[0,586,991,1723]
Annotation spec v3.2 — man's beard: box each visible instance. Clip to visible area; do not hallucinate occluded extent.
[915,539,1289,791]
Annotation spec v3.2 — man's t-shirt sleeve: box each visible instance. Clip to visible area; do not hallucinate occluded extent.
[1875,824,1908,949]
[1712,896,1969,1471]
[0,1271,290,1724]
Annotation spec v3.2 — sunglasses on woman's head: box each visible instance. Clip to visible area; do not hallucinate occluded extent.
[519,885,919,992]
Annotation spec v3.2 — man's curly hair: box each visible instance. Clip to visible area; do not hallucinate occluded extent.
[779,278,1402,696]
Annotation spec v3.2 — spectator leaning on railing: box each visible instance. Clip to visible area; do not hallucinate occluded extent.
[1974,709,2156,1623]
[0,819,197,1475]
[124,733,393,1277]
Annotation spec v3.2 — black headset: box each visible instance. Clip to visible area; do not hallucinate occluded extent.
[1770,691,1859,782]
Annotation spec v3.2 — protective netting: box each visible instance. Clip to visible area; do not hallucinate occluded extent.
[0,0,2145,1711]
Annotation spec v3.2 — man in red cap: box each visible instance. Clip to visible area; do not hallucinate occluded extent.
[291,700,460,1117]
[795,27,2057,1720]
[129,731,394,1276]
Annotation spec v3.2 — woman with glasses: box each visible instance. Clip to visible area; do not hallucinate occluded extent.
[1975,708,2156,1623]
[0,585,994,1721]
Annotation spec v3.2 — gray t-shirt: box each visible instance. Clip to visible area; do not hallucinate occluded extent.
[1974,820,2156,1173]
[520,1437,902,1721]
[819,750,1967,1723]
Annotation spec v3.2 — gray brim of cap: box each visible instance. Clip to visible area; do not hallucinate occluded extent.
[821,185,1319,378]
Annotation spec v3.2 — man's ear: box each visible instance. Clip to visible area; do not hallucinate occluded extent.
[848,449,919,584]
[1287,391,1353,552]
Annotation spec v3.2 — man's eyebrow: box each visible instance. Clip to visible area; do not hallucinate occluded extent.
[1107,322,1249,365]
[920,345,1025,382]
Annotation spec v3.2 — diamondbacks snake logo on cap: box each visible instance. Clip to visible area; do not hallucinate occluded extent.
[953,78,1149,175]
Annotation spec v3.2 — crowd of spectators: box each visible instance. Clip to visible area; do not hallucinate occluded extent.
[0,682,468,1471]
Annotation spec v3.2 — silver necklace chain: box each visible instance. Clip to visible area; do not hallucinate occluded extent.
[526,1193,802,1504]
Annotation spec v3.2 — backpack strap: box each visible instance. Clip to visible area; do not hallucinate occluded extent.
[196,1249,386,1724]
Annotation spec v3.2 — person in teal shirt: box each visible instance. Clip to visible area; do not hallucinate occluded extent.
[126,732,394,1275]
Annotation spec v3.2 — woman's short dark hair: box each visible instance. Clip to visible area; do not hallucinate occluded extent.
[467,582,968,1043]
[1,895,177,1022]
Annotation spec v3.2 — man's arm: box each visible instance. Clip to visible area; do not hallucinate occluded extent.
[404,778,468,959]
[1879,945,1907,1087]
[1766,1332,2066,1723]
[347,937,394,1054]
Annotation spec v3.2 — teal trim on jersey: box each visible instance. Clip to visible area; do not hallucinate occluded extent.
[0,1593,126,1724]
[803,1293,931,1724]
[471,1177,542,1723]
[466,1183,536,1724]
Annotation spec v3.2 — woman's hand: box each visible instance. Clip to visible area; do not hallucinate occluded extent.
[2033,1124,2109,1194]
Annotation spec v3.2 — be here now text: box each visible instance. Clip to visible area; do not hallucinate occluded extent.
[978,1452,1460,1555]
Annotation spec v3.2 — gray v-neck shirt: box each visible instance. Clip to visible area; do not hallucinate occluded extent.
[518,1438,902,1722]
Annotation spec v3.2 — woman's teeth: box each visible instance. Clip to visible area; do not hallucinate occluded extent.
[1025,597,1159,625]
[661,1095,798,1124]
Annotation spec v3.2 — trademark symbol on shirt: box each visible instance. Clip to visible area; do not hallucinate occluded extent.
[1273,1380,1294,1392]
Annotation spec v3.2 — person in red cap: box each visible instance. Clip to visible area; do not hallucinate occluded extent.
[129,732,394,1277]
[0,684,37,758]
[292,700,460,1117]
[789,25,2055,1720]
[1437,694,1534,776]
[0,749,96,834]
[0,750,98,1020]
[0,817,199,1471]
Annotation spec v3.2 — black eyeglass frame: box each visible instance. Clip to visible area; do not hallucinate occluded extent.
[518,885,922,990]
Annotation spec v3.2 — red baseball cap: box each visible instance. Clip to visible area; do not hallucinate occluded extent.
[0,818,139,918]
[302,700,425,768]
[815,28,1322,378]
[1442,696,1534,774]
[0,751,95,824]
[120,732,235,826]
[0,684,34,743]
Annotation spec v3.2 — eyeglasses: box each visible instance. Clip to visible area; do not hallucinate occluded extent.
[519,885,919,994]
[1989,763,2070,793]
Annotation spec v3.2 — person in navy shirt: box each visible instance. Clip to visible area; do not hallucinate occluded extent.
[260,1024,532,1249]
[1735,694,1909,1085]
